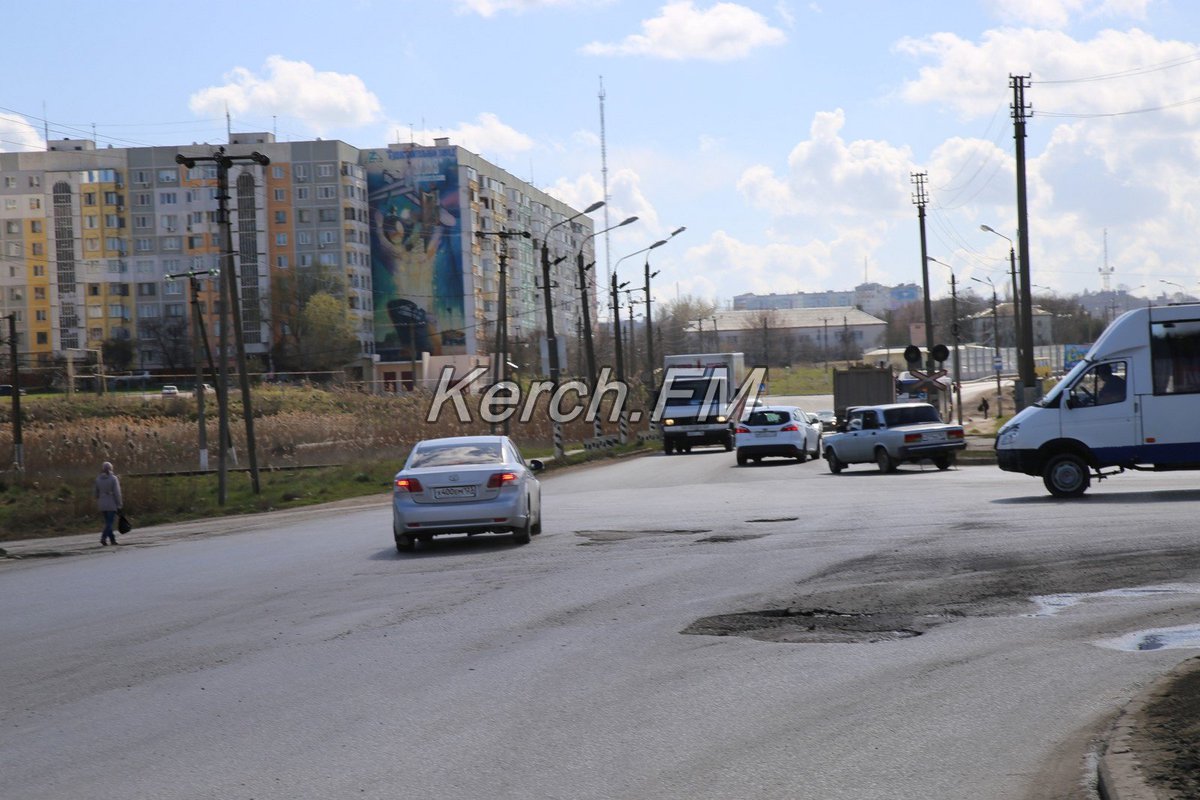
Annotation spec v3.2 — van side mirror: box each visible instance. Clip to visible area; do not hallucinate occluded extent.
[528,459,545,472]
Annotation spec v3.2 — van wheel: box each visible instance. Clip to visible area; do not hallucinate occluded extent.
[1043,454,1091,497]
[827,450,844,474]
[664,440,675,455]
[875,448,895,473]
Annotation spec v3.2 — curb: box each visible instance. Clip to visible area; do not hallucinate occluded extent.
[1097,655,1200,800]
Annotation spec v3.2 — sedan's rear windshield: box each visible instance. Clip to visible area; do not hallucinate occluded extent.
[883,405,942,426]
[411,443,503,468]
[746,411,790,426]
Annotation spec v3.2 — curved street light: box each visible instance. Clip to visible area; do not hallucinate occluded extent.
[980,224,1022,378]
[575,215,637,389]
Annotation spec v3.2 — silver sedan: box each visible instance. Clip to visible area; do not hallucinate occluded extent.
[392,435,544,552]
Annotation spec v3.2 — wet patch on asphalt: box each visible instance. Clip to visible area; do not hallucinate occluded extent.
[683,607,945,643]
[747,517,798,523]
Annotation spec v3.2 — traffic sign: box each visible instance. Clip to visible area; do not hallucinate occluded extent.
[993,356,1003,372]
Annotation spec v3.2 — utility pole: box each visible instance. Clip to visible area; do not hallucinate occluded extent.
[912,172,934,371]
[176,148,269,502]
[612,273,627,382]
[820,316,833,372]
[5,314,21,470]
[1012,74,1037,407]
[166,268,220,471]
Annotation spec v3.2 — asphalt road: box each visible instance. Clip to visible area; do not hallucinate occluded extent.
[3,450,1200,799]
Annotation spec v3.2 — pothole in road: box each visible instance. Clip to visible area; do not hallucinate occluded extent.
[682,607,946,644]
[1098,625,1200,652]
[1027,584,1200,617]
[694,533,768,544]
[575,528,712,544]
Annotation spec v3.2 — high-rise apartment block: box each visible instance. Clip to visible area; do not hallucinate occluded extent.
[0,134,596,384]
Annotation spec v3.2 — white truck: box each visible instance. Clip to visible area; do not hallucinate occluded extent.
[997,303,1200,496]
[656,353,748,455]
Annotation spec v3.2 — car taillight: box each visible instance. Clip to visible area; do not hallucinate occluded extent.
[780,423,799,432]
[948,429,964,439]
[904,433,922,443]
[736,426,751,434]
[394,477,424,492]
[487,472,518,488]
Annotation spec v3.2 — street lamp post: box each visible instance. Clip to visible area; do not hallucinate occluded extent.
[576,216,638,389]
[980,225,1021,363]
[539,201,604,458]
[644,226,685,392]
[928,257,963,424]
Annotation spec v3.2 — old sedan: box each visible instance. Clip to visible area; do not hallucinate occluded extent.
[392,435,543,552]
[735,406,822,465]
[824,402,965,473]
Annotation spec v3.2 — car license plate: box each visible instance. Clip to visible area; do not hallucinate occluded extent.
[923,431,945,442]
[433,486,477,500]
[754,431,776,438]
[687,431,705,437]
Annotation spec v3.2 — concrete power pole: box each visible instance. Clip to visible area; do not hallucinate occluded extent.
[912,172,934,371]
[1012,74,1038,408]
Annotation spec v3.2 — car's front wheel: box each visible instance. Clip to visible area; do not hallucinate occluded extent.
[1043,453,1091,497]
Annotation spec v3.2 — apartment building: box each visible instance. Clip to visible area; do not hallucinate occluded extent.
[1,133,591,381]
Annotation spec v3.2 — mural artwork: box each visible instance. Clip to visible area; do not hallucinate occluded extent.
[366,147,465,361]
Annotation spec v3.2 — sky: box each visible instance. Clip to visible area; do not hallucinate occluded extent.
[3,0,1200,310]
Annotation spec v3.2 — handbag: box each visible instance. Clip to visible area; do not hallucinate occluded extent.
[117,512,132,535]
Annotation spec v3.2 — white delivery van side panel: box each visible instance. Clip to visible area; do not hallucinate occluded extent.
[1137,306,1200,461]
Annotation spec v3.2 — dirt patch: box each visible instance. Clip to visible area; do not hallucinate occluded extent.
[683,607,944,643]
[1124,657,1200,798]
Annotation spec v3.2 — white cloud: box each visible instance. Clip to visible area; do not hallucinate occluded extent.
[387,114,535,162]
[738,109,915,220]
[582,1,787,61]
[0,113,43,152]
[545,167,660,239]
[189,56,381,136]
[984,0,1150,28]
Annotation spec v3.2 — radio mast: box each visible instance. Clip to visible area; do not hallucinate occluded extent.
[599,77,613,306]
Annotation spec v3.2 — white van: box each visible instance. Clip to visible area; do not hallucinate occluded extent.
[997,303,1200,496]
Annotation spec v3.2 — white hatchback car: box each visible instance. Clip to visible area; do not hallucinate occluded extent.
[735,405,822,465]
[392,435,544,552]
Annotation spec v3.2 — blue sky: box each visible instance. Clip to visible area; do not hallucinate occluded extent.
[4,0,1200,310]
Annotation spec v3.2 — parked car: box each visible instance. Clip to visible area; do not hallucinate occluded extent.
[161,385,179,397]
[735,405,822,465]
[193,383,215,396]
[815,409,837,432]
[0,384,26,397]
[824,402,965,474]
[392,435,544,552]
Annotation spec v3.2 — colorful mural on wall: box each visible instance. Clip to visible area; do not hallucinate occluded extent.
[365,146,465,361]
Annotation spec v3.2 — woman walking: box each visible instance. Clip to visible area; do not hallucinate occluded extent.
[94,461,123,546]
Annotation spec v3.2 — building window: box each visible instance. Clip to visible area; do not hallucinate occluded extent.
[159,192,176,205]
[275,255,289,268]
[273,189,286,202]
[272,166,284,179]
[276,233,288,246]
[134,215,152,229]
[295,187,309,201]
[162,237,181,251]
[317,164,333,177]
[137,283,157,297]
[36,332,48,345]
[30,220,42,234]
[34,287,46,300]
[164,280,183,296]
[158,169,178,183]
[4,221,17,234]
[274,210,286,224]
[29,198,41,210]
[317,185,336,200]
[135,238,152,252]
[297,232,311,245]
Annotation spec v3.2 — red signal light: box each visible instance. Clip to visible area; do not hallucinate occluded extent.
[487,472,519,488]
[394,477,424,492]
